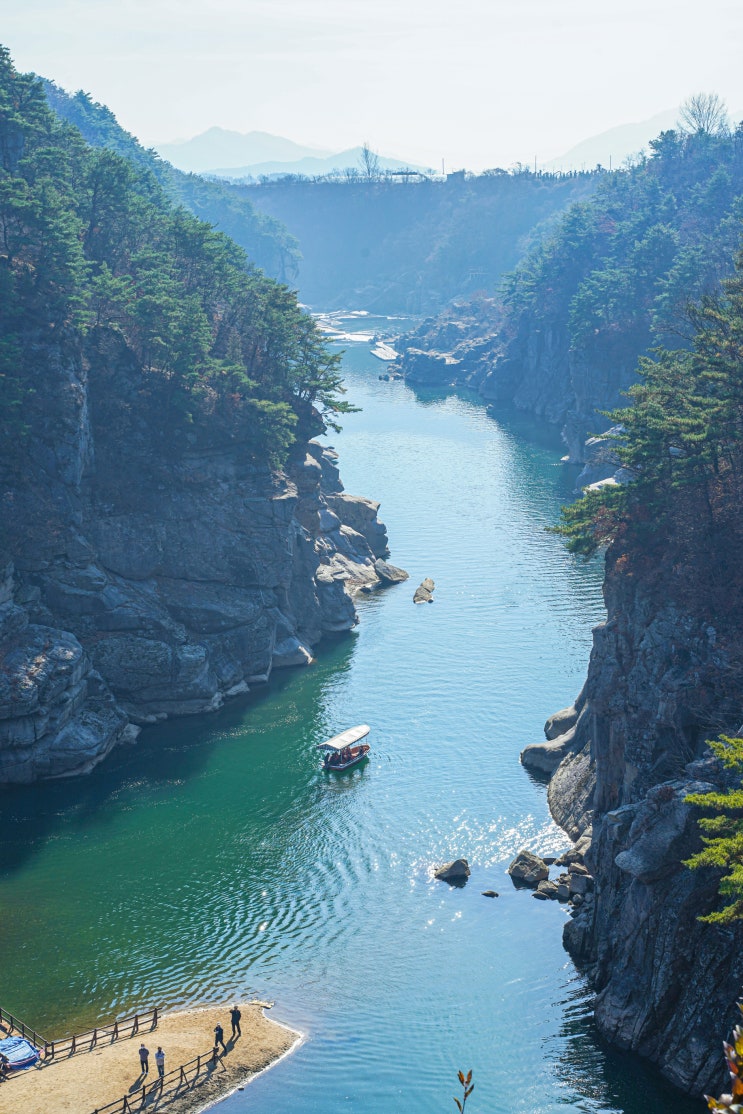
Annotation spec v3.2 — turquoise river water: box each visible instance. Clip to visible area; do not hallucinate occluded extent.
[0,320,701,1113]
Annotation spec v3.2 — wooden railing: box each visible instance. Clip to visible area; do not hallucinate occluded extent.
[90,1046,224,1114]
[44,1007,159,1060]
[0,1005,48,1051]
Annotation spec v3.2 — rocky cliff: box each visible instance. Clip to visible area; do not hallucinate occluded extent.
[522,548,743,1095]
[393,307,646,465]
[0,340,399,784]
[479,317,648,464]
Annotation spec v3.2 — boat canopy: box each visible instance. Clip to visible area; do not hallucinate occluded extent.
[316,724,370,752]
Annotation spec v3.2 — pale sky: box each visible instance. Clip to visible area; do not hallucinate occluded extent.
[3,0,743,171]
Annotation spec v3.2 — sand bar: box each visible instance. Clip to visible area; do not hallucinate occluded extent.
[0,1003,301,1114]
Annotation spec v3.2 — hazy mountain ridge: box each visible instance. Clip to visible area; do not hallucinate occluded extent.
[544,105,743,171]
[543,109,679,170]
[157,127,331,173]
[156,126,429,179]
[209,146,431,181]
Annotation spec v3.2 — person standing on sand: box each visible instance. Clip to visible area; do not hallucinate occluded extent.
[155,1046,165,1079]
[214,1023,226,1053]
[230,1005,241,1038]
[139,1043,149,1073]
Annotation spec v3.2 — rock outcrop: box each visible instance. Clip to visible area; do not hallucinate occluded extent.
[0,344,404,783]
[413,578,435,604]
[533,549,743,1096]
[507,849,549,887]
[393,308,647,465]
[434,858,471,883]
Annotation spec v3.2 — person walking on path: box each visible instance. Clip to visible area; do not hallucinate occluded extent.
[230,1005,242,1038]
[155,1046,165,1079]
[214,1023,226,1053]
[139,1043,150,1074]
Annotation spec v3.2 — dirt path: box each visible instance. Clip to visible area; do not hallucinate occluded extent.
[0,1003,301,1114]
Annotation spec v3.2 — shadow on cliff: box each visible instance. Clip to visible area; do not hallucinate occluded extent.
[0,632,357,876]
[553,979,702,1114]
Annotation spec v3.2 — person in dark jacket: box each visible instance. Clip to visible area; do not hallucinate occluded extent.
[230,1005,242,1038]
[214,1023,226,1053]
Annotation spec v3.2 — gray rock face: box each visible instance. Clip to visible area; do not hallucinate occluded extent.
[479,316,649,463]
[0,336,396,783]
[544,704,579,740]
[400,348,463,386]
[521,720,578,775]
[374,559,409,586]
[395,307,647,464]
[0,611,131,782]
[324,491,390,558]
[538,554,743,1096]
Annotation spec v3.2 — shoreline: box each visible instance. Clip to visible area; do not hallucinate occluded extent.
[1,1001,303,1114]
[194,1017,304,1114]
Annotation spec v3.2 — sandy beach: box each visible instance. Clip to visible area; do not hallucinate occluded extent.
[0,1003,301,1114]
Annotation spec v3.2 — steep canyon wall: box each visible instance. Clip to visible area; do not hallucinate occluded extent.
[0,337,395,783]
[523,550,743,1094]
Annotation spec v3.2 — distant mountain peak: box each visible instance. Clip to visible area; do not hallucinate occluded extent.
[543,109,679,171]
[208,145,431,181]
[155,127,331,174]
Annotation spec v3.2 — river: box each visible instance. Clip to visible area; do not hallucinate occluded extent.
[0,319,700,1113]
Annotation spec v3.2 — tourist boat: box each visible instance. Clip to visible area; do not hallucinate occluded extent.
[317,724,371,770]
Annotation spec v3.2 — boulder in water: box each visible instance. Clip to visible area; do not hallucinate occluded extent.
[434,858,470,883]
[414,577,435,604]
[507,849,549,887]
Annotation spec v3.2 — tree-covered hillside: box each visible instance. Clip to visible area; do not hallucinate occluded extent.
[558,248,743,595]
[42,79,301,282]
[242,168,599,313]
[0,45,350,555]
[397,110,743,459]
[501,115,743,372]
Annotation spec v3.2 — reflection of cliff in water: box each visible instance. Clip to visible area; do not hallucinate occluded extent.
[552,982,700,1114]
[0,632,357,878]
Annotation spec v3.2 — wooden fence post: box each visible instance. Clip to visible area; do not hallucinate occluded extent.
[71,1034,76,1055]
[132,1015,139,1036]
[113,1021,118,1039]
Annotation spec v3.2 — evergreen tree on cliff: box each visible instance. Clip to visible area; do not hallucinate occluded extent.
[0,43,353,557]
